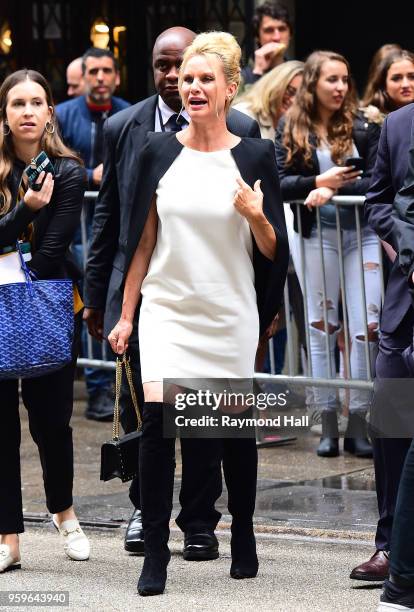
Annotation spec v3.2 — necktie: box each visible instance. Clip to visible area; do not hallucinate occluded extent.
[165,113,187,132]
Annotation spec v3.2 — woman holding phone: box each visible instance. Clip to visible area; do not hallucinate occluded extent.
[275,50,381,458]
[0,69,89,572]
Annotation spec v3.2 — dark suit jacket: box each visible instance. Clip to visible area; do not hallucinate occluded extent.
[365,103,414,333]
[84,94,261,335]
[392,117,414,281]
[123,132,289,336]
[275,114,381,237]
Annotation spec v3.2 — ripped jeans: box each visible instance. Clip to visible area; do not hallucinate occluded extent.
[294,225,381,413]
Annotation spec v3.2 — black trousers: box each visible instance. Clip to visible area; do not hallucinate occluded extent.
[123,318,222,532]
[0,315,81,534]
[390,438,414,584]
[373,308,414,550]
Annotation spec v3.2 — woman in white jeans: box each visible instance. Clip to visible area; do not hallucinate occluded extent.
[275,50,381,458]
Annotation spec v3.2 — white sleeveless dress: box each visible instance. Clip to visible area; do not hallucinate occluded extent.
[138,146,259,382]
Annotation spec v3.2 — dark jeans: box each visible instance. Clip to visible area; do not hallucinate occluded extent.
[373,308,414,550]
[0,314,81,534]
[72,219,112,397]
[390,438,414,585]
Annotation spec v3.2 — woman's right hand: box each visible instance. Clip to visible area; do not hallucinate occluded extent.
[316,166,361,190]
[108,319,133,355]
[23,172,54,211]
[305,187,335,210]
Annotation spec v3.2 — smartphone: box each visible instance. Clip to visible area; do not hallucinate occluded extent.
[344,156,365,172]
[24,151,55,191]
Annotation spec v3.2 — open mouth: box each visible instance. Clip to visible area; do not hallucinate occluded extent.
[21,122,36,127]
[189,99,207,108]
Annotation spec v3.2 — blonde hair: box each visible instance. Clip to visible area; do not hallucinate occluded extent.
[235,60,304,126]
[178,31,241,111]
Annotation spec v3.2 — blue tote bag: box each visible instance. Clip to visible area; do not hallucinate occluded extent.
[0,243,74,379]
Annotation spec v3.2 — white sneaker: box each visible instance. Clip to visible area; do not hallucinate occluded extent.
[52,516,90,561]
[0,544,21,572]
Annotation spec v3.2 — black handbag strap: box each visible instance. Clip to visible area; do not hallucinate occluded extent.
[113,353,142,440]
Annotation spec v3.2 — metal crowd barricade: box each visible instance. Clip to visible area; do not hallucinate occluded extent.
[76,191,116,372]
[77,193,381,393]
[262,195,384,393]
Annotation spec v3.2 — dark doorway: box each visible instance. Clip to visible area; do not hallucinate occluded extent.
[294,0,414,94]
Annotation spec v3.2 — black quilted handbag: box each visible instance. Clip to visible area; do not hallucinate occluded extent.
[100,353,142,483]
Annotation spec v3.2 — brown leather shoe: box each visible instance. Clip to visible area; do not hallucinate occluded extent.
[349,550,389,581]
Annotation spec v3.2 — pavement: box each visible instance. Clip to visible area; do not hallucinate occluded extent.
[1,527,382,612]
[4,379,384,611]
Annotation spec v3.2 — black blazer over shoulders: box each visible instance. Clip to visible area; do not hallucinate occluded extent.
[0,158,86,281]
[275,114,381,237]
[124,132,289,336]
[84,94,261,336]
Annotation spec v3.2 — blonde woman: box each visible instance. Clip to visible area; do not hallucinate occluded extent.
[109,32,289,595]
[234,60,303,139]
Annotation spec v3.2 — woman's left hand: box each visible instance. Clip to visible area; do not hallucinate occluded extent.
[304,187,335,211]
[233,177,264,221]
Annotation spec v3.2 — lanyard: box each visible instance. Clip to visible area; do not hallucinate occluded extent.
[157,104,166,132]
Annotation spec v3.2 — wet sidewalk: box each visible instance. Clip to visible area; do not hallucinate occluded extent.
[9,381,383,611]
[20,381,378,539]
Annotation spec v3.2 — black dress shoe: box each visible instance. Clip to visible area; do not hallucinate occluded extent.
[182,532,219,561]
[124,509,145,554]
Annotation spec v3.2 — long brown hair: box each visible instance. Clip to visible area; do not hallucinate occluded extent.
[282,50,357,167]
[0,69,82,215]
[361,49,414,113]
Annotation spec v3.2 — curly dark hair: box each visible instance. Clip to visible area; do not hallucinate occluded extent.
[252,1,292,39]
[283,50,357,167]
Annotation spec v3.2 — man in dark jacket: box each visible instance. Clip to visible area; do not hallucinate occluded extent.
[374,112,414,612]
[351,103,414,582]
[57,48,130,422]
[83,26,261,559]
[241,1,292,89]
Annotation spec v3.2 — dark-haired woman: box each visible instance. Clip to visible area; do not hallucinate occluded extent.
[275,50,381,458]
[0,70,89,572]
[361,48,414,125]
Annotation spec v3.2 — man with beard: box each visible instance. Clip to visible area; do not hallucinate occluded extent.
[57,48,130,422]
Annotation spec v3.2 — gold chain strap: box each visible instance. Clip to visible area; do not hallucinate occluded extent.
[113,353,142,441]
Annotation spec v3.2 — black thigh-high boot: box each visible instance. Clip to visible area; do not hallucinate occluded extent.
[223,431,259,579]
[137,402,175,596]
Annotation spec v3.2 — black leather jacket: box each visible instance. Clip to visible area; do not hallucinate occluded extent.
[275,114,381,237]
[0,157,86,280]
